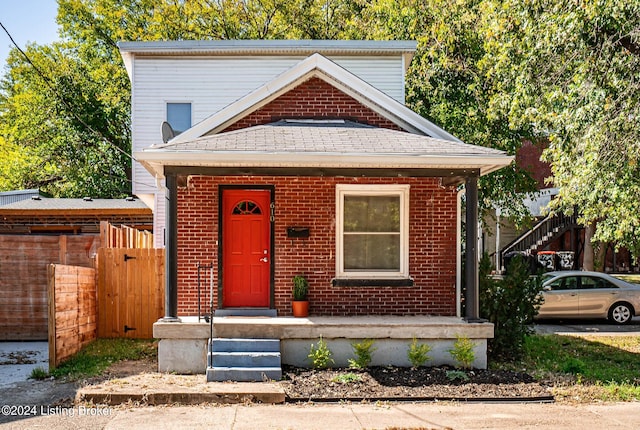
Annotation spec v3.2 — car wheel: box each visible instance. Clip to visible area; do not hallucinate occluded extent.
[608,302,633,325]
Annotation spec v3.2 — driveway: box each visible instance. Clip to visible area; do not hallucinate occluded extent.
[0,341,48,388]
[535,317,640,335]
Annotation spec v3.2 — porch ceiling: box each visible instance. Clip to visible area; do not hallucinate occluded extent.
[136,121,513,182]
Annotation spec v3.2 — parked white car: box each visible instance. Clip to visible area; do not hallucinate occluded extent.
[536,271,640,324]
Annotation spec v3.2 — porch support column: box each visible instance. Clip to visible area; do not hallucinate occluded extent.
[465,175,480,321]
[162,172,180,322]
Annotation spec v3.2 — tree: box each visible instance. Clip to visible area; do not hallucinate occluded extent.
[0,42,130,197]
[480,0,640,262]
[2,0,539,213]
[349,0,538,224]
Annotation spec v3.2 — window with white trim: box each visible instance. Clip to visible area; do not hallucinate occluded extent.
[336,184,409,279]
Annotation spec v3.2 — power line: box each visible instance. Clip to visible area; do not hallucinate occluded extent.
[0,20,136,163]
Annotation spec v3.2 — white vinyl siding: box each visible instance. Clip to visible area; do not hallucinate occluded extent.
[336,184,410,279]
[130,55,406,195]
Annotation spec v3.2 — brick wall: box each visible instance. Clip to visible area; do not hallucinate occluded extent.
[516,139,552,189]
[222,77,403,132]
[176,176,458,317]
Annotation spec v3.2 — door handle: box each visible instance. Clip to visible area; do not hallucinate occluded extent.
[260,257,268,262]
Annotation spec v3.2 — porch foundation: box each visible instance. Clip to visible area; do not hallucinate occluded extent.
[154,316,493,373]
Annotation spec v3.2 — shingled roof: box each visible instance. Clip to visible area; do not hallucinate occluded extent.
[139,120,511,181]
[0,197,151,213]
[0,197,152,234]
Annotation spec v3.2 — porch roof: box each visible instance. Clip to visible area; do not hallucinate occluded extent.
[136,120,513,181]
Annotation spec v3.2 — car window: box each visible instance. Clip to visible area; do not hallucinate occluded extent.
[547,276,578,290]
[581,276,617,289]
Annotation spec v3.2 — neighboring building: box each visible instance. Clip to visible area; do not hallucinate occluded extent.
[120,40,513,376]
[0,189,42,206]
[0,196,152,340]
[486,140,637,274]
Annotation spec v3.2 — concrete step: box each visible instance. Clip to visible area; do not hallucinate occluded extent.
[207,366,282,382]
[214,308,277,317]
[209,351,281,368]
[207,338,282,382]
[209,338,280,353]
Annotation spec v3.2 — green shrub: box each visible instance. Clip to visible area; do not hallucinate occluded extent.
[331,372,362,384]
[479,253,543,361]
[449,335,476,369]
[445,369,470,382]
[308,336,334,369]
[348,338,376,369]
[407,337,432,368]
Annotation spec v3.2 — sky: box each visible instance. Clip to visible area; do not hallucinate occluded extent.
[0,0,60,66]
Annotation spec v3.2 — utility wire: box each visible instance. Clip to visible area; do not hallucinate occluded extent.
[0,20,136,163]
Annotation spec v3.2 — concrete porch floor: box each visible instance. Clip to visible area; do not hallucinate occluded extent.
[154,316,494,374]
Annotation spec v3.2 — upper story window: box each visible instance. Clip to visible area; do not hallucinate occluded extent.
[166,102,192,135]
[336,184,409,279]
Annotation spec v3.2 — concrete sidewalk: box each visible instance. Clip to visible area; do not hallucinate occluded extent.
[3,401,639,429]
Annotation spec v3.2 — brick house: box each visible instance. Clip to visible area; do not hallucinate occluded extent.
[120,40,512,376]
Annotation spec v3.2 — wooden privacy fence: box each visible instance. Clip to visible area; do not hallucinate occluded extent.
[97,247,165,338]
[100,220,154,249]
[0,235,97,341]
[48,264,97,370]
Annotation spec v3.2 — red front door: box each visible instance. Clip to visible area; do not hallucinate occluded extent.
[222,189,271,307]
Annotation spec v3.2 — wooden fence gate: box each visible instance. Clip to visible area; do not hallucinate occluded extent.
[97,248,164,338]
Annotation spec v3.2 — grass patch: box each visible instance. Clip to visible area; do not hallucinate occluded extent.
[50,338,157,380]
[29,366,49,380]
[495,334,640,402]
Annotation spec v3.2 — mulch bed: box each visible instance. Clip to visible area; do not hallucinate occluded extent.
[280,365,554,402]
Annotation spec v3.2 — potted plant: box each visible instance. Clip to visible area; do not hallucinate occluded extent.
[292,275,309,317]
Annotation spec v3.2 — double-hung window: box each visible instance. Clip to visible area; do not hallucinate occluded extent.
[336,184,409,279]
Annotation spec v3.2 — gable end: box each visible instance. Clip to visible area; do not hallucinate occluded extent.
[218,77,403,133]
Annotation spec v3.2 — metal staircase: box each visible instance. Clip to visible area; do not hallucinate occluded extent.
[500,212,578,271]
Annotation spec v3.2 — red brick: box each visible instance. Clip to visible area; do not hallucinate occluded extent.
[176,176,458,317]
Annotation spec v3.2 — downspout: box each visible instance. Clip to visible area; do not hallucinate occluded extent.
[456,188,463,318]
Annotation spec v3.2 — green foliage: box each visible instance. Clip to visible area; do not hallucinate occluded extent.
[562,358,587,376]
[29,366,49,380]
[292,275,308,301]
[480,253,543,361]
[407,337,432,368]
[331,372,362,384]
[445,369,470,382]
[448,335,476,370]
[480,0,640,257]
[307,336,334,369]
[497,334,640,401]
[4,0,635,243]
[0,38,131,197]
[50,338,157,379]
[515,335,640,385]
[1,0,538,217]
[348,338,376,369]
